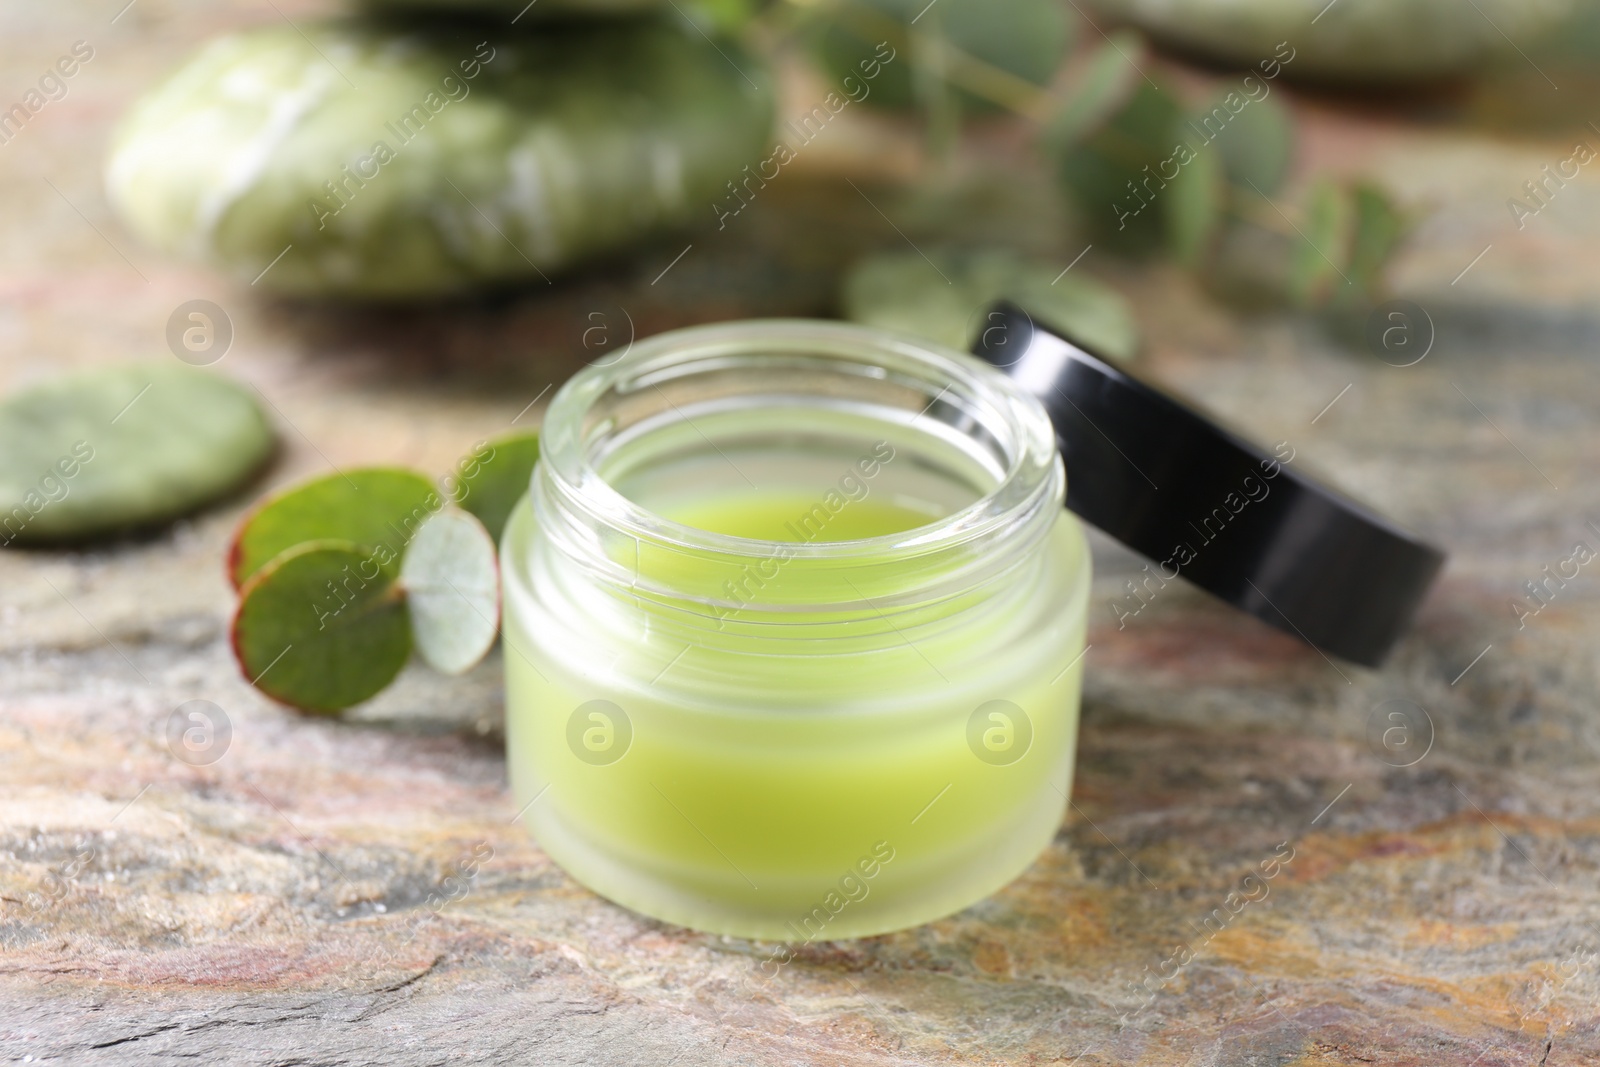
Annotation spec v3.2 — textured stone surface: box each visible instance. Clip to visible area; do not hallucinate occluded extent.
[3,2,1599,1065]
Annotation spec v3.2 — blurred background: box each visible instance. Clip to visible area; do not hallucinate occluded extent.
[8,0,1600,388]
[13,0,1600,375]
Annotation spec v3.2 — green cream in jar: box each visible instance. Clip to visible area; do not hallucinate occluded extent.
[503,320,1089,939]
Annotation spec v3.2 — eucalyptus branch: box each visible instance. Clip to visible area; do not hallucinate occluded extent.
[777,0,1061,121]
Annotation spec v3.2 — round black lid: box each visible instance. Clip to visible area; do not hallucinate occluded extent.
[971,302,1446,668]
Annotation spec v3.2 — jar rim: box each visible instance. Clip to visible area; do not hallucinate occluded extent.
[537,319,1062,566]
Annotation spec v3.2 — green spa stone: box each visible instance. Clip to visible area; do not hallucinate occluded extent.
[105,20,773,298]
[356,0,760,32]
[0,364,275,545]
[357,0,662,17]
[1086,0,1574,83]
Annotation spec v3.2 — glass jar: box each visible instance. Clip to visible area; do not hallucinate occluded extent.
[502,320,1090,940]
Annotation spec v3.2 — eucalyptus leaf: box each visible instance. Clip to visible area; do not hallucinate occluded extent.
[1288,179,1353,309]
[1163,141,1224,267]
[229,467,439,589]
[674,0,765,33]
[842,248,1139,361]
[814,0,1071,113]
[1199,89,1292,195]
[107,20,772,298]
[448,431,540,544]
[0,363,273,546]
[1346,181,1407,298]
[1055,80,1184,253]
[401,507,500,676]
[1043,32,1144,151]
[232,540,411,714]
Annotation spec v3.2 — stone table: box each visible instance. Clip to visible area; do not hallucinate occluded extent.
[2,2,1599,1064]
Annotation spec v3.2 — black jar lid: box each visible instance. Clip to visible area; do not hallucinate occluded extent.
[971,301,1446,668]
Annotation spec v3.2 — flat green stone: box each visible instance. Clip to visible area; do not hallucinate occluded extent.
[357,0,661,16]
[1086,0,1574,83]
[356,0,759,32]
[106,20,773,298]
[0,364,274,545]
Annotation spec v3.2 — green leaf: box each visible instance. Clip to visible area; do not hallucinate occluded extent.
[1346,180,1408,297]
[231,540,411,714]
[1288,179,1354,309]
[812,0,1072,114]
[678,0,763,34]
[446,432,540,544]
[229,467,439,589]
[1055,80,1185,254]
[1201,90,1293,195]
[0,363,273,545]
[1043,31,1144,151]
[841,247,1139,362]
[1164,142,1225,267]
[401,508,500,676]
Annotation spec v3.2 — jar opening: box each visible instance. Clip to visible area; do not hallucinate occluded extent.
[603,400,990,543]
[532,320,1063,620]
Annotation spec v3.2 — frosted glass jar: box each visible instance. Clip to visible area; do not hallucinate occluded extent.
[503,320,1090,939]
